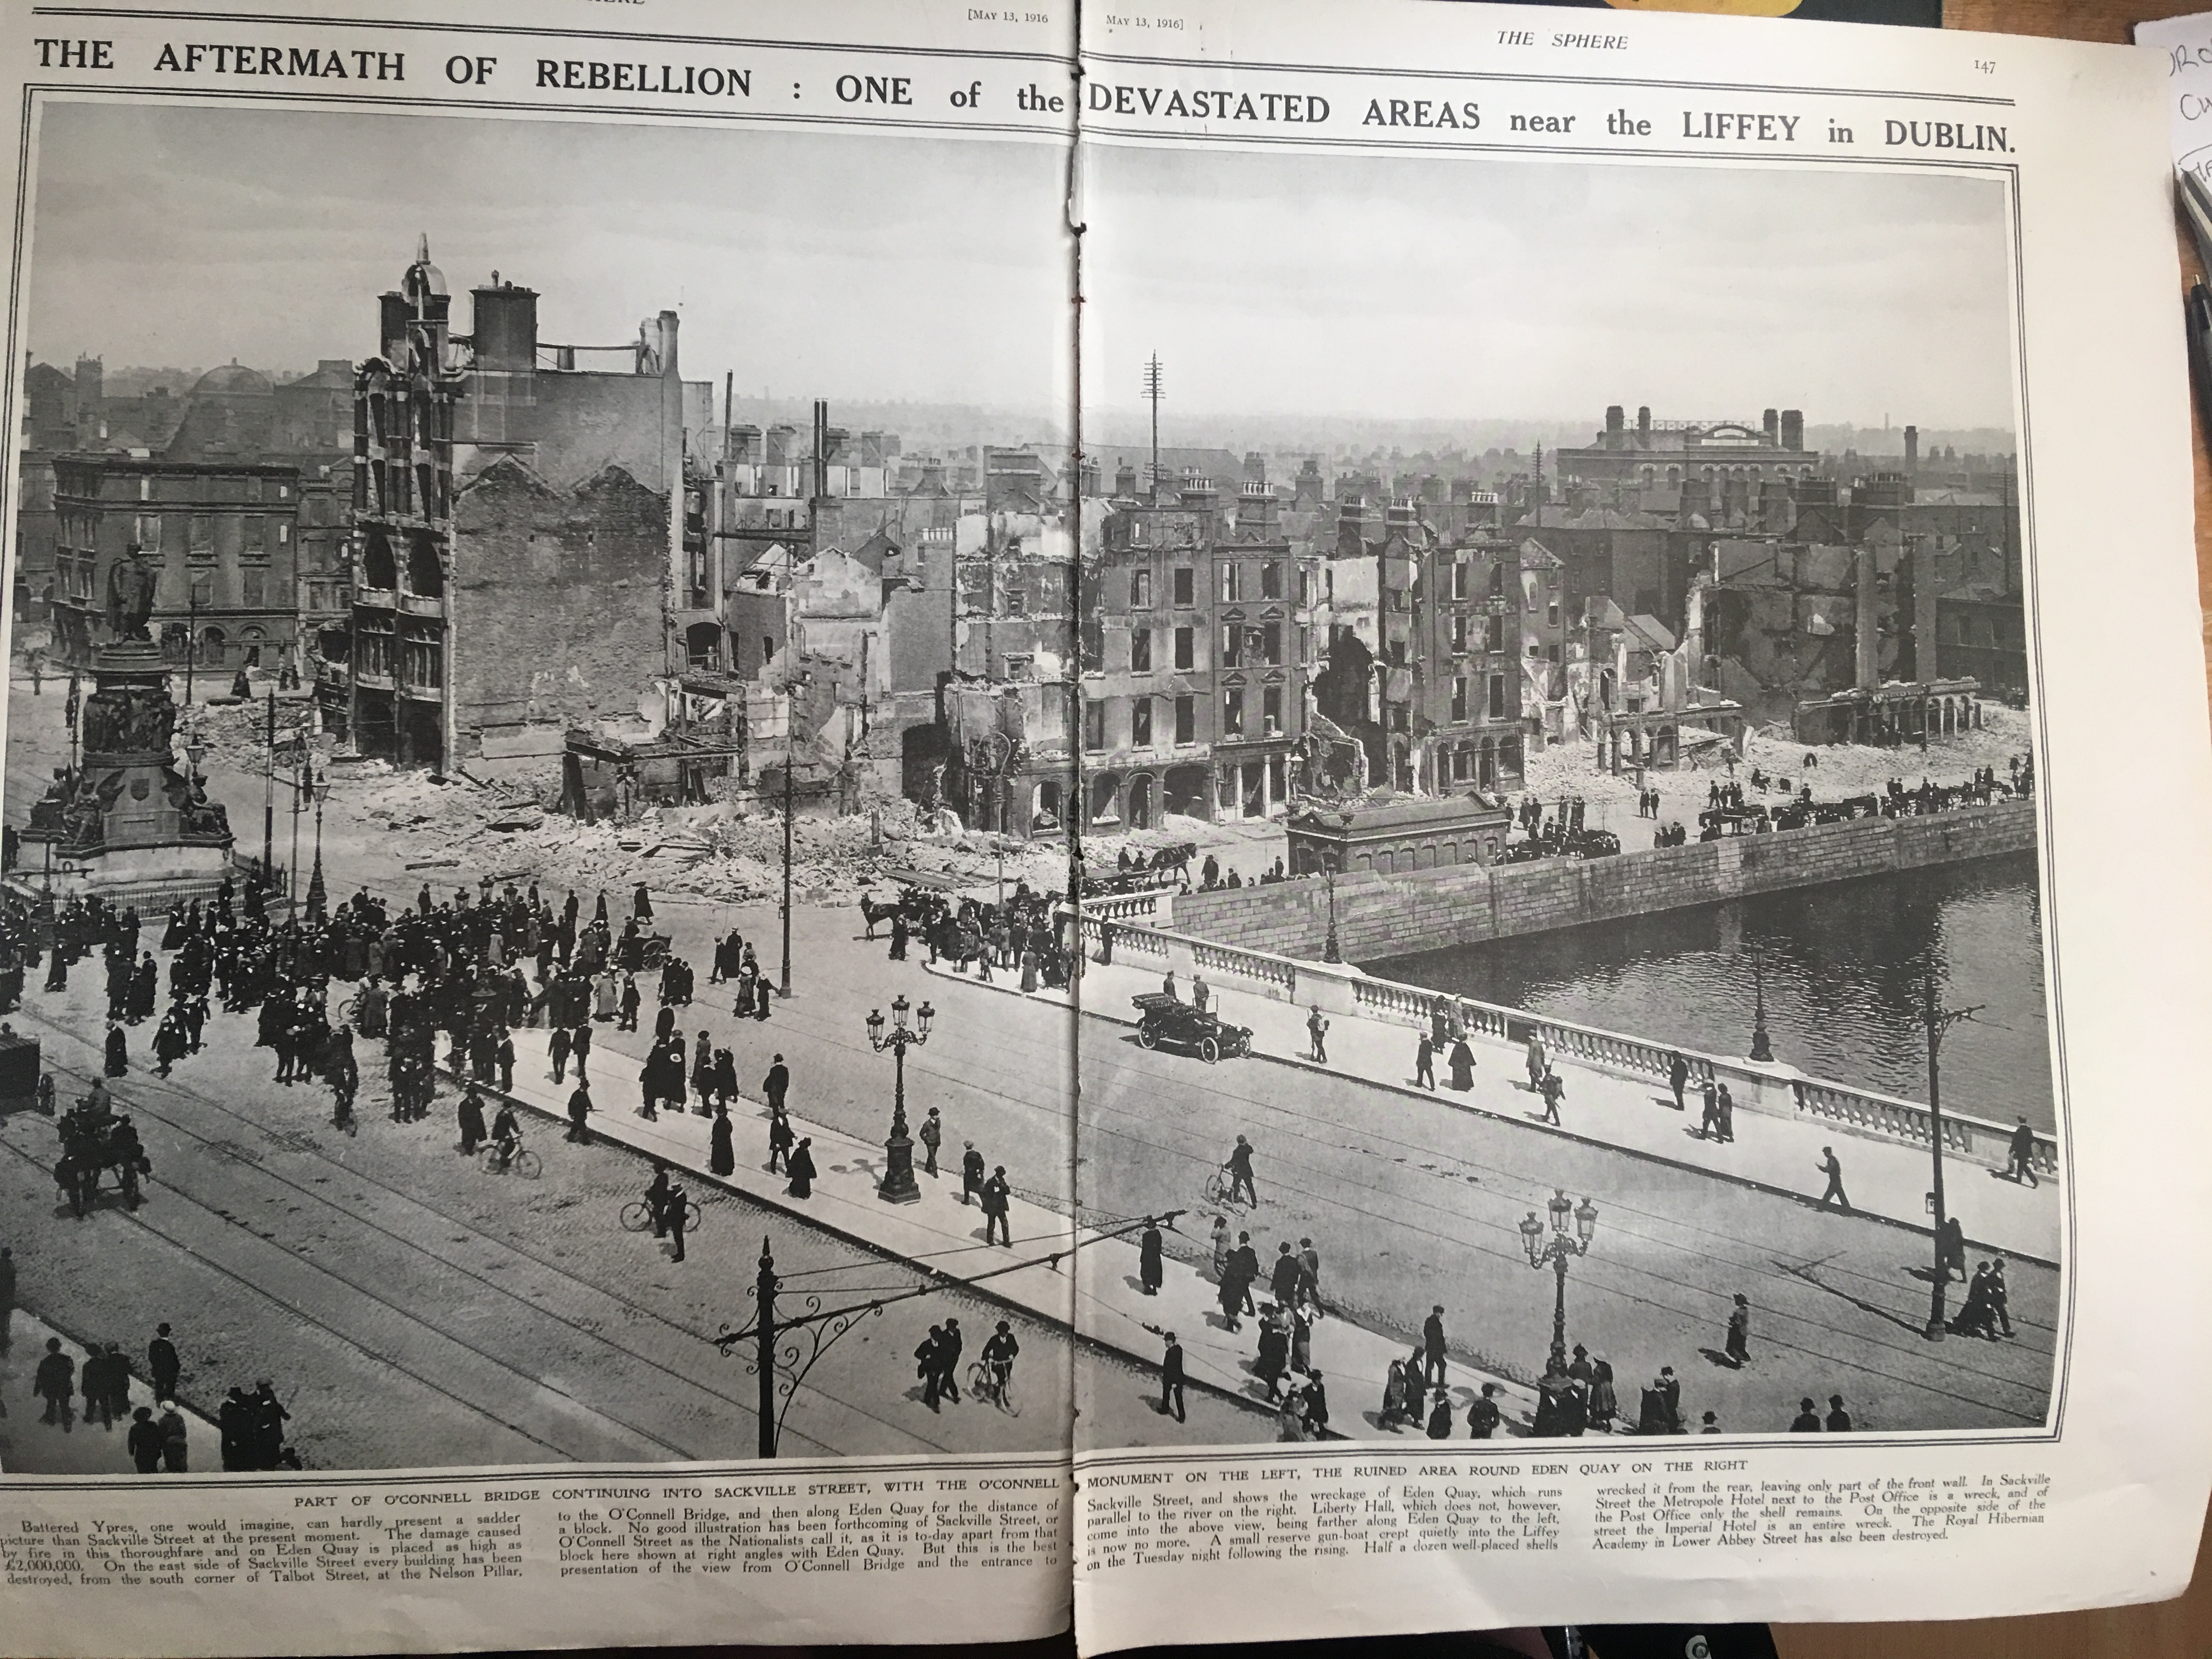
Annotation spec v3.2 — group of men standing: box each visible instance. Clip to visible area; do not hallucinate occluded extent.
[19,1317,195,1472]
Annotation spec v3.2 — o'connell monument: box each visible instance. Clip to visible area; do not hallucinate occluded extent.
[16,546,234,900]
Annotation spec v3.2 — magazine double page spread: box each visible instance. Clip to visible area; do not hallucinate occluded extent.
[0,0,2209,1652]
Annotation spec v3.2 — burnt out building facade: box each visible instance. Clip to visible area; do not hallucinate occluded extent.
[1555,403,1822,492]
[345,239,708,770]
[1372,503,1527,795]
[1076,470,1310,830]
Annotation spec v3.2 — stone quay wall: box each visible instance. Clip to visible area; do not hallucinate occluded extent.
[1170,798,2039,963]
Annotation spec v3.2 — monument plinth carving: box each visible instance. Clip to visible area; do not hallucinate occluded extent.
[15,624,235,900]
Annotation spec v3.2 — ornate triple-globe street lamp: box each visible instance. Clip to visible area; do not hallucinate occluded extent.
[865,994,933,1204]
[1519,1188,1599,1376]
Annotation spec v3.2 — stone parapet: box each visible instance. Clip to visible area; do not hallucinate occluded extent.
[1170,798,2038,961]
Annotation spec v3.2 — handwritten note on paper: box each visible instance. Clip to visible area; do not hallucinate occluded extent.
[2134,12,2212,179]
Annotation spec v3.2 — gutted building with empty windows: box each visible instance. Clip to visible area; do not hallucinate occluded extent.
[1076,467,1312,830]
[345,239,709,770]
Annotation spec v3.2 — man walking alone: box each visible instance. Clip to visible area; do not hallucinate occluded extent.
[980,1167,1012,1247]
[1306,1006,1329,1065]
[1158,1330,1186,1423]
[1816,1146,1850,1211]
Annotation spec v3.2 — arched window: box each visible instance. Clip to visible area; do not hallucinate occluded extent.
[361,530,396,590]
[685,621,721,671]
[407,535,445,599]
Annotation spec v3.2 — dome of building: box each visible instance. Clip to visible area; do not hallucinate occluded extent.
[190,359,273,397]
[405,232,447,297]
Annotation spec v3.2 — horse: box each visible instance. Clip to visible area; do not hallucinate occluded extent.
[1148,842,1197,880]
[859,893,900,939]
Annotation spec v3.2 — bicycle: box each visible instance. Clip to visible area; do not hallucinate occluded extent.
[967,1359,1019,1416]
[479,1136,541,1180]
[620,1194,702,1233]
[1201,1167,1256,1212]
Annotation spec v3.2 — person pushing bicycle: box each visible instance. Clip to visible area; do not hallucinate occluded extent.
[980,1321,1019,1400]
[1223,1135,1257,1206]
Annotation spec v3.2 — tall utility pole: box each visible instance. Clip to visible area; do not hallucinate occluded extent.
[1142,353,1164,500]
[1922,966,1983,1341]
[780,709,795,998]
[262,688,276,882]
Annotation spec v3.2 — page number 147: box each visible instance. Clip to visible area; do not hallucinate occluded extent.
[1974,59,1997,73]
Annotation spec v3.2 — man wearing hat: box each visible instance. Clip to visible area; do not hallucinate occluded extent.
[961,1141,985,1206]
[1158,1330,1185,1422]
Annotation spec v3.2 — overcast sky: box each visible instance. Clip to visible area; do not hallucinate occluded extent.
[26,101,1066,413]
[1084,144,2021,435]
[26,103,2018,437]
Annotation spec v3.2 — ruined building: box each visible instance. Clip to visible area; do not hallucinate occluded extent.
[342,239,709,771]
[1052,465,1310,836]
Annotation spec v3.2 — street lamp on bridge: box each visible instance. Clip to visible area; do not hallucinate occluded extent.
[1920,966,1982,1342]
[865,994,933,1205]
[1520,1188,1599,1376]
[1746,941,1774,1064]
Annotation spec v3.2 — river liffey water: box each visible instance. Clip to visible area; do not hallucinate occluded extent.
[1367,851,2056,1132]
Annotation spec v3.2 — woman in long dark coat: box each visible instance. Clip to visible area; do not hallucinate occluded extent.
[130,954,158,1023]
[709,1104,736,1177]
[785,1136,817,1199]
[1448,1037,1476,1091]
[1138,1218,1164,1295]
[1587,1359,1618,1432]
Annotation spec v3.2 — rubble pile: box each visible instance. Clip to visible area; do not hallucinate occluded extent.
[1522,703,2034,830]
[184,695,313,774]
[331,769,1075,912]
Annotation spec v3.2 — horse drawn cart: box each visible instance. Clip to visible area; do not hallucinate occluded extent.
[54,1096,151,1216]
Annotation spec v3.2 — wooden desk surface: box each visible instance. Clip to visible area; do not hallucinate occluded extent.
[1774,3,2212,1654]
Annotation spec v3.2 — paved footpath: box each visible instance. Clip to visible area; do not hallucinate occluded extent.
[1,1308,220,1476]
[469,1026,1538,1443]
[1035,949,2061,1266]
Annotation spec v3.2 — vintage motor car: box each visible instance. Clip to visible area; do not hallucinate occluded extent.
[1130,992,1254,1063]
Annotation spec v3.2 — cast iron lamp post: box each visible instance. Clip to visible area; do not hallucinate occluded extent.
[306,769,331,923]
[1322,848,1342,965]
[1747,941,1774,1063]
[1519,1188,1599,1376]
[865,994,933,1204]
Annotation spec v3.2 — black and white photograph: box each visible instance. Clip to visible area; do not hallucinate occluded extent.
[0,98,2071,1475]
[12,0,2212,1651]
[1065,146,2059,1451]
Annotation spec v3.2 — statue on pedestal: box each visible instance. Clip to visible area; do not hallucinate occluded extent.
[104,547,157,642]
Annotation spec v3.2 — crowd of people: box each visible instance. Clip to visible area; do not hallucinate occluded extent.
[877,881,1073,994]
